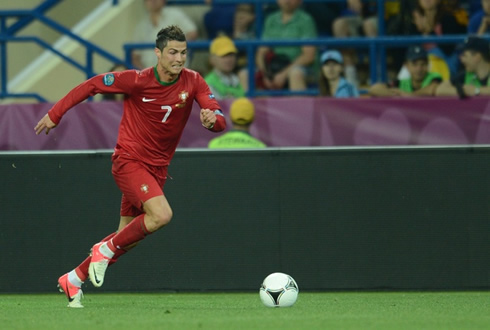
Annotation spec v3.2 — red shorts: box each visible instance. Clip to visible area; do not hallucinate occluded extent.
[111,154,168,217]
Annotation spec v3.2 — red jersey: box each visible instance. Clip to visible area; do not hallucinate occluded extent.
[48,67,225,166]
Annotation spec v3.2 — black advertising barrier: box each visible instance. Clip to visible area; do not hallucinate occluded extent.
[1,147,489,293]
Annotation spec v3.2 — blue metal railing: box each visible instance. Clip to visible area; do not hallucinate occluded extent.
[123,0,470,97]
[125,35,470,97]
[0,0,126,101]
[0,0,472,100]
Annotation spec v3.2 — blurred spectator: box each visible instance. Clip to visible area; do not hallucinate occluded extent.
[303,2,341,37]
[319,50,359,98]
[369,46,443,97]
[102,64,129,101]
[250,0,317,91]
[436,36,490,97]
[233,4,256,40]
[332,0,378,87]
[333,0,378,38]
[233,4,256,71]
[132,0,198,69]
[204,36,245,100]
[468,0,490,34]
[386,0,467,79]
[203,0,236,39]
[208,97,266,148]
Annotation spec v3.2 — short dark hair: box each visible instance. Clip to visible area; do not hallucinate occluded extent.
[155,25,186,50]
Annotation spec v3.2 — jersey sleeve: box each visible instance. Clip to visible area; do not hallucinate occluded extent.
[194,73,226,132]
[48,70,137,125]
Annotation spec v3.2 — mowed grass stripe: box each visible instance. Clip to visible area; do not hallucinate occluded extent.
[1,292,489,330]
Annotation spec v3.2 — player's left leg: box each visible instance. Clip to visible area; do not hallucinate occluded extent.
[89,158,168,287]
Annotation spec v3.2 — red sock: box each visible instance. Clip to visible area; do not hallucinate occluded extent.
[74,232,117,282]
[107,214,150,252]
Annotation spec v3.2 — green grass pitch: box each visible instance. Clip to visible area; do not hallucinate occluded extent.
[1,291,489,329]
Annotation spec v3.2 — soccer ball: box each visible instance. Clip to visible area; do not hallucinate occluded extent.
[259,272,299,307]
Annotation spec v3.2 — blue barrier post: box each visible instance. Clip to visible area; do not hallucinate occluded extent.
[5,0,61,36]
[0,16,6,96]
[246,42,256,97]
[369,42,377,84]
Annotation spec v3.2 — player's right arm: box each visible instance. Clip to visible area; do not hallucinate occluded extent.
[34,113,57,135]
[34,70,136,135]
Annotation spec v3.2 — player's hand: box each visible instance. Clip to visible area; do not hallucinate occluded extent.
[34,113,57,135]
[200,109,217,129]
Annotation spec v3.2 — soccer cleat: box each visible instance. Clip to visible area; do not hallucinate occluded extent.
[88,242,111,287]
[57,273,84,308]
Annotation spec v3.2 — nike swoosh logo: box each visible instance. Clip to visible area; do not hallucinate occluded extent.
[59,281,75,302]
[93,270,101,285]
[142,97,157,102]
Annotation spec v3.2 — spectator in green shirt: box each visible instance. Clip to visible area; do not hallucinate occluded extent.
[436,36,490,98]
[205,35,245,100]
[369,45,442,97]
[253,0,318,91]
[208,97,266,149]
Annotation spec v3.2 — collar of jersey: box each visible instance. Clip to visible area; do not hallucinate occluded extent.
[153,66,179,86]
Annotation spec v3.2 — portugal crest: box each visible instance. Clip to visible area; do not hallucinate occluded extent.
[176,90,189,108]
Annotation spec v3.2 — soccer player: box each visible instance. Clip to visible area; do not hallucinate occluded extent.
[34,25,226,308]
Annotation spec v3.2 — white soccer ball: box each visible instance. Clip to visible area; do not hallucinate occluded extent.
[259,272,299,307]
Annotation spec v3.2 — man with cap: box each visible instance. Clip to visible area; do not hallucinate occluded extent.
[204,35,245,100]
[319,50,359,98]
[369,45,443,97]
[208,97,266,149]
[436,36,490,98]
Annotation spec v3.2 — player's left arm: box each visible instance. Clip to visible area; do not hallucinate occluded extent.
[195,73,226,132]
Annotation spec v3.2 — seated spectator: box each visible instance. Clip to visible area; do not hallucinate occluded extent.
[436,36,490,97]
[132,0,198,69]
[468,0,490,34]
[332,0,378,87]
[204,36,245,100]
[319,50,359,98]
[369,46,443,97]
[208,97,266,149]
[233,4,256,71]
[203,1,236,39]
[303,2,341,37]
[332,0,378,38]
[244,0,317,91]
[387,0,467,78]
[411,0,467,76]
[233,4,256,40]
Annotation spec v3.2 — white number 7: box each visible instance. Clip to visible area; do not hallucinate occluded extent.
[161,105,172,122]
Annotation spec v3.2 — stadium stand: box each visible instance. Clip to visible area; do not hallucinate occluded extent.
[0,0,479,101]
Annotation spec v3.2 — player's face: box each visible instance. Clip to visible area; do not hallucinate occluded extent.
[406,59,428,83]
[321,61,342,81]
[212,53,237,74]
[155,40,187,78]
